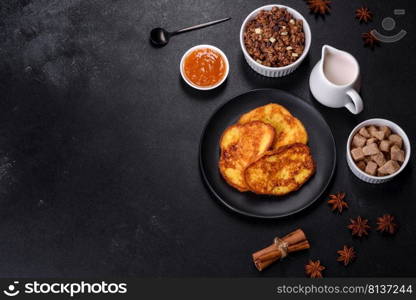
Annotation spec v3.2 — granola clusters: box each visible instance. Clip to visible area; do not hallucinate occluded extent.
[244,7,305,67]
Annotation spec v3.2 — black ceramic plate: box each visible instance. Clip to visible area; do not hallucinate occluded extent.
[199,89,336,218]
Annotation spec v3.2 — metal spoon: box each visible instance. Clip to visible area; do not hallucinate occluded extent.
[150,17,231,47]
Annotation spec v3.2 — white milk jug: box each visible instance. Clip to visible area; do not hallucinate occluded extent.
[309,45,363,114]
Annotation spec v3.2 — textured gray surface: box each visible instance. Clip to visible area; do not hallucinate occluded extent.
[0,0,415,277]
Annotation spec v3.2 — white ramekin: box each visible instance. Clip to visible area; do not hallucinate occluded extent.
[346,119,411,184]
[180,44,229,90]
[239,4,312,77]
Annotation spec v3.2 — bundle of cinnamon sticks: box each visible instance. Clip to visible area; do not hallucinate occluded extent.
[252,228,310,271]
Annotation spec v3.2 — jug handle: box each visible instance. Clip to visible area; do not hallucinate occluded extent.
[345,89,363,114]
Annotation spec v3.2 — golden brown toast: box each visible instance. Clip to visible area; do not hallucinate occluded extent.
[219,121,275,192]
[244,143,315,196]
[238,103,308,149]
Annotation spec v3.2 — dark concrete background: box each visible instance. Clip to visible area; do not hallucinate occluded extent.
[0,0,415,277]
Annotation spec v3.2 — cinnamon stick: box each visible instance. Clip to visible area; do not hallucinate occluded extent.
[254,259,276,272]
[252,228,310,271]
[288,240,310,252]
[281,228,307,245]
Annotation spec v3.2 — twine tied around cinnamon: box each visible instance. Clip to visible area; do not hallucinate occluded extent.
[252,229,310,271]
[273,237,289,259]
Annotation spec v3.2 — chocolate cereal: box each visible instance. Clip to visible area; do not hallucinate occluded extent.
[243,6,305,67]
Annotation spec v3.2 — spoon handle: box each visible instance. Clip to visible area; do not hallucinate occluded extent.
[173,17,231,35]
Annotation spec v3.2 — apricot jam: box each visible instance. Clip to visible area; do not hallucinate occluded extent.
[183,48,226,87]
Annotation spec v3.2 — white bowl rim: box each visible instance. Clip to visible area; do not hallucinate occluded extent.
[239,4,312,71]
[179,44,229,91]
[346,118,411,180]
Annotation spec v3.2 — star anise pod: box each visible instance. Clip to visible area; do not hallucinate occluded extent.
[337,245,356,266]
[328,192,348,213]
[356,7,373,23]
[362,31,379,49]
[348,216,370,237]
[307,0,331,15]
[305,260,325,278]
[377,214,398,234]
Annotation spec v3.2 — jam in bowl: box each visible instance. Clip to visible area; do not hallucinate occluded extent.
[180,45,229,90]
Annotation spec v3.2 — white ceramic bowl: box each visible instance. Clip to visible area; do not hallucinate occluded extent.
[180,44,229,90]
[239,4,312,77]
[346,119,411,184]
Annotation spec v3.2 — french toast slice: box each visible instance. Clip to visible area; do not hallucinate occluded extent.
[244,143,315,196]
[238,103,308,149]
[219,121,275,192]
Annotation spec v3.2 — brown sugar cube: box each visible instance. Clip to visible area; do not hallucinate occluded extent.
[379,140,391,152]
[378,160,400,175]
[365,161,378,176]
[372,130,385,141]
[389,134,403,148]
[353,134,367,148]
[371,152,386,167]
[390,145,405,162]
[351,147,365,161]
[368,125,378,136]
[362,143,380,156]
[364,157,372,163]
[359,127,371,138]
[377,170,388,177]
[366,138,377,145]
[379,126,391,137]
[356,160,366,171]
